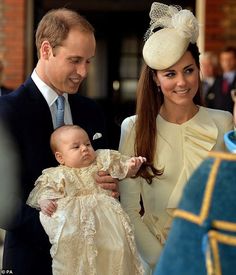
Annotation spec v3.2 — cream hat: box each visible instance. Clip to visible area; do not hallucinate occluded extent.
[143,2,199,70]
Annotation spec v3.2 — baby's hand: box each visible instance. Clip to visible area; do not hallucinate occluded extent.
[127,156,146,177]
[39,199,57,216]
[130,156,146,169]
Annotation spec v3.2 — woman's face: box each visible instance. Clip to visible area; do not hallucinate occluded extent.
[155,51,199,106]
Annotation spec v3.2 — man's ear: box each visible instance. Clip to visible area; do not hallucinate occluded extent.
[55,152,64,165]
[41,41,53,60]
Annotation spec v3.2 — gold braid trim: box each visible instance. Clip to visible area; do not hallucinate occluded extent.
[208,151,236,161]
[209,234,221,275]
[212,220,236,232]
[209,231,236,246]
[208,231,236,275]
[205,244,214,275]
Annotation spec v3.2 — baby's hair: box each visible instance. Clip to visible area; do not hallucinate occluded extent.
[50,124,83,153]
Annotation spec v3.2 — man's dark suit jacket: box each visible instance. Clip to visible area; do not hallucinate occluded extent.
[0,85,12,96]
[0,77,108,275]
[205,74,236,113]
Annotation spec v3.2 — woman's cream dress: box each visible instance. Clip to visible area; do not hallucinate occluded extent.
[27,149,144,275]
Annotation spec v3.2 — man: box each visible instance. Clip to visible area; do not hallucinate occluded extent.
[200,51,219,105]
[0,8,118,275]
[206,46,236,113]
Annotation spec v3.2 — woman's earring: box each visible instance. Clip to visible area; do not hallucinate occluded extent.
[157,86,161,93]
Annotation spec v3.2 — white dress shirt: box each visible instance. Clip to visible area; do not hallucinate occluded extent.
[223,71,236,85]
[31,70,73,129]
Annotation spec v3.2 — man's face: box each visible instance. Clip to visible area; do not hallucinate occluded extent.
[42,27,96,95]
[220,51,236,73]
[201,58,215,77]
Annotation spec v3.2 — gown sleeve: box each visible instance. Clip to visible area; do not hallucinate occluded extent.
[96,149,131,180]
[26,167,66,210]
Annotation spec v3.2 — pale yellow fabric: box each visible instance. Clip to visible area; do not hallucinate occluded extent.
[27,149,144,275]
[118,106,233,271]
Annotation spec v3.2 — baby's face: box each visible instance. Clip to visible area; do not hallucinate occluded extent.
[58,128,96,168]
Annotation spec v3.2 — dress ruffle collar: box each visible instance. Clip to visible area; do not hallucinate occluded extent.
[158,106,219,209]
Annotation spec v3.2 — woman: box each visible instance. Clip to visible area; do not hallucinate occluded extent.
[118,2,234,273]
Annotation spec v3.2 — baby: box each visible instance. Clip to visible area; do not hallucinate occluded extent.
[27,125,145,275]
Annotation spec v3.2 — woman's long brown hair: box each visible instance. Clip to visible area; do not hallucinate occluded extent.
[135,43,202,184]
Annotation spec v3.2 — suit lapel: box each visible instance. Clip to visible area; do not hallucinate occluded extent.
[23,77,54,132]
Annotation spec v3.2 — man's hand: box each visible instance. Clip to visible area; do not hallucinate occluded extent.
[95,171,119,198]
[39,199,57,216]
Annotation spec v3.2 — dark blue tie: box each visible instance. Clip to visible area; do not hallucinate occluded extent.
[55,95,65,128]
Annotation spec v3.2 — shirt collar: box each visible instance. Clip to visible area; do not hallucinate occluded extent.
[31,69,68,107]
[223,71,236,84]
